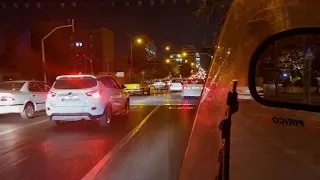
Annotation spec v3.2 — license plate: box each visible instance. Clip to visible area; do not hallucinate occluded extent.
[192,87,200,89]
[62,96,79,102]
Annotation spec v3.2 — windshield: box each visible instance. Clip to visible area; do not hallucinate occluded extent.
[53,77,97,89]
[1,0,320,180]
[0,82,25,90]
[172,79,182,83]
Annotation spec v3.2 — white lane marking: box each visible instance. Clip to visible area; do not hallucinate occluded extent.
[82,105,161,180]
[168,106,196,110]
[0,119,49,136]
[0,156,28,173]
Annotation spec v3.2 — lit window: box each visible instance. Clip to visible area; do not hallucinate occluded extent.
[90,44,93,48]
[72,2,76,7]
[138,1,142,6]
[25,3,29,8]
[36,3,40,8]
[125,1,130,6]
[89,35,93,39]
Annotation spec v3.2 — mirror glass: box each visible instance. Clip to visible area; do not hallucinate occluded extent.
[255,33,320,105]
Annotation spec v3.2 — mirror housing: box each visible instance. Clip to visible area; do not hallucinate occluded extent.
[121,84,126,89]
[249,27,320,112]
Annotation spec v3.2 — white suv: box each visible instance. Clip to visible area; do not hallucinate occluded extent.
[46,74,129,126]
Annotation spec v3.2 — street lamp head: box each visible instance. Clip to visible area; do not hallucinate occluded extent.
[182,52,187,57]
[191,62,194,66]
[136,38,142,43]
[165,46,170,51]
[165,59,170,63]
[185,60,188,63]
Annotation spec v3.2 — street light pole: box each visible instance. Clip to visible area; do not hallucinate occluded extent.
[83,56,93,74]
[41,19,74,83]
[129,41,133,82]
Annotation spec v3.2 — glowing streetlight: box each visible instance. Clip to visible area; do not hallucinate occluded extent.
[129,37,143,81]
[165,59,170,63]
[165,46,170,51]
[185,60,188,63]
[136,38,142,44]
[182,52,187,57]
[177,54,181,58]
[191,62,194,66]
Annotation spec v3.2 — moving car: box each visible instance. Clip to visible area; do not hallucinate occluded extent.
[180,1,320,180]
[0,80,50,119]
[182,79,204,98]
[153,80,166,90]
[124,80,150,95]
[46,74,129,126]
[169,79,183,92]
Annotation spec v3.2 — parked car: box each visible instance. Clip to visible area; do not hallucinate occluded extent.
[46,74,129,126]
[0,80,50,119]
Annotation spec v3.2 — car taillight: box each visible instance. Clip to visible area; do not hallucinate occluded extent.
[184,86,189,90]
[0,97,15,101]
[47,91,56,98]
[86,90,102,98]
[258,90,264,93]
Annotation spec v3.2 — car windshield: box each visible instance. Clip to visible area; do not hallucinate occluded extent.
[2,0,320,180]
[0,82,25,90]
[53,77,97,89]
[172,79,182,83]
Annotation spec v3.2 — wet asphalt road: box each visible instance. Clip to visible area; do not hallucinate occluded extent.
[0,92,198,180]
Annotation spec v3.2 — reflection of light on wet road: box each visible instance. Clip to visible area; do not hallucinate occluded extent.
[130,92,199,106]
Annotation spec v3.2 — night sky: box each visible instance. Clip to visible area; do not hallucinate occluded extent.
[0,0,223,60]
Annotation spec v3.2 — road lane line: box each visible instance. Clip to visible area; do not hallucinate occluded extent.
[0,119,49,136]
[0,156,28,173]
[82,105,161,180]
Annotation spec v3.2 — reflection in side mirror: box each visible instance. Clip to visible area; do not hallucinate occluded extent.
[250,28,320,108]
[121,85,126,89]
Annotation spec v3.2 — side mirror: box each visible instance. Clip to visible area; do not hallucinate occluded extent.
[121,85,126,89]
[249,27,320,112]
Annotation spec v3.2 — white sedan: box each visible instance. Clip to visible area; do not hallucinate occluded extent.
[169,79,183,92]
[182,79,205,98]
[237,86,264,99]
[0,80,50,119]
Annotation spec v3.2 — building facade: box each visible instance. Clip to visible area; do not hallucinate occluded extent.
[69,27,114,74]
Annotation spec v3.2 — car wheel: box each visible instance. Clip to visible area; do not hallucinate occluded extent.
[54,120,63,126]
[99,106,112,127]
[20,102,35,119]
[122,99,130,120]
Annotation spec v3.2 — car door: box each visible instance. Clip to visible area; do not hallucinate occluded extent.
[98,77,125,112]
[28,82,45,111]
[36,82,51,110]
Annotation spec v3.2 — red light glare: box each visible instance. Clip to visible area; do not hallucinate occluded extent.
[86,90,102,98]
[47,91,56,98]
